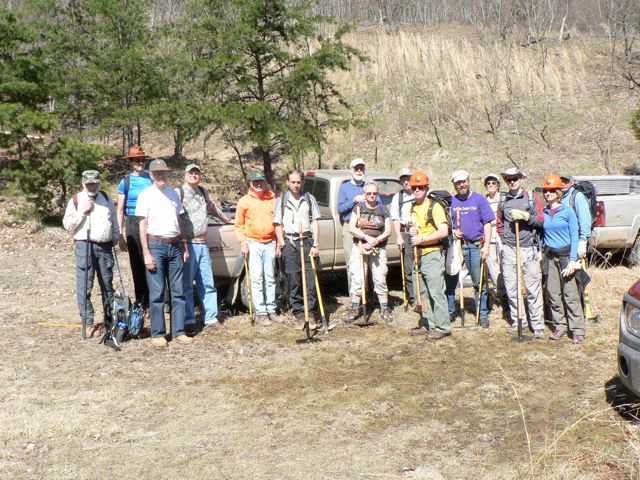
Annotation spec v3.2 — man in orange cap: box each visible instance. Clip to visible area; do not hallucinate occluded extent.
[408,171,452,340]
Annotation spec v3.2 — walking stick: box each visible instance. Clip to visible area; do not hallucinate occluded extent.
[310,254,329,334]
[515,220,524,340]
[456,209,465,327]
[243,254,254,325]
[580,257,599,322]
[299,225,311,337]
[360,246,370,325]
[411,212,426,318]
[400,244,408,311]
[476,258,485,326]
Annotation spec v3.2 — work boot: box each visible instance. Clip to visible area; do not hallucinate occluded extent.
[269,312,286,324]
[344,306,360,324]
[293,312,305,330]
[409,326,429,336]
[533,329,545,339]
[427,331,451,341]
[380,306,393,324]
[174,334,193,344]
[150,336,168,348]
[255,315,272,327]
[572,335,585,345]
[549,329,567,341]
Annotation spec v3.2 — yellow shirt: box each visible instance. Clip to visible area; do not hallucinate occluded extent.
[412,199,448,255]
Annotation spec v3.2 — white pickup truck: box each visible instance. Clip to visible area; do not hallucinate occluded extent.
[574,175,640,266]
[207,169,404,306]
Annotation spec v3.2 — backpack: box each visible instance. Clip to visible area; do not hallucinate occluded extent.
[427,190,453,249]
[279,191,314,227]
[127,302,144,337]
[569,181,598,228]
[178,184,207,203]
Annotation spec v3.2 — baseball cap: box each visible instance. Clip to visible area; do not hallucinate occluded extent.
[248,172,266,182]
[349,158,365,169]
[82,170,100,184]
[483,173,500,184]
[185,163,201,173]
[450,169,470,183]
[149,159,170,172]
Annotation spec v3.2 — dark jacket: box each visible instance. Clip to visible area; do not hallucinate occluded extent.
[496,189,543,248]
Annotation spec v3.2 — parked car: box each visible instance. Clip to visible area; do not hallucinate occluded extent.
[618,279,640,396]
[574,175,640,265]
[206,169,404,307]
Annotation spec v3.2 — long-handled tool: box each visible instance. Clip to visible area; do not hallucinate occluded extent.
[580,257,599,322]
[411,212,426,319]
[310,254,330,334]
[243,254,254,325]
[476,258,485,326]
[360,247,370,325]
[400,244,408,311]
[299,225,312,339]
[456,209,465,327]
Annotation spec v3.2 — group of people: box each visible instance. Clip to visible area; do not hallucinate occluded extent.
[63,147,592,348]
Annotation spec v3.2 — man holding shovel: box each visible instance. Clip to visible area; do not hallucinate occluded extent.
[496,167,545,338]
[445,170,494,328]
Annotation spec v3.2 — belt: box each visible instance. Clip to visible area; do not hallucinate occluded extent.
[285,232,311,241]
[462,239,481,246]
[148,235,181,244]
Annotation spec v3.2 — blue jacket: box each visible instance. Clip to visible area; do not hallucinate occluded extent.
[561,187,591,241]
[543,204,579,261]
[337,180,365,224]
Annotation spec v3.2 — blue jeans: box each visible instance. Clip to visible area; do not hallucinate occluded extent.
[184,242,218,327]
[248,240,276,315]
[146,240,186,338]
[445,241,489,323]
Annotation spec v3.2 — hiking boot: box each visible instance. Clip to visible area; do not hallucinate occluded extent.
[380,307,393,324]
[174,334,193,344]
[308,314,318,330]
[549,329,567,340]
[572,335,585,345]
[427,331,451,341]
[255,315,272,327]
[293,312,306,330]
[269,313,286,324]
[203,321,224,331]
[409,326,429,336]
[150,336,168,348]
[533,329,545,339]
[325,318,338,331]
[479,319,490,329]
[344,307,360,324]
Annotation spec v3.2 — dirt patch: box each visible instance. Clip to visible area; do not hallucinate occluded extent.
[1,216,639,479]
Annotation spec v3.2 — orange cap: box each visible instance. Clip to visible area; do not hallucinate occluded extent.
[124,144,147,159]
[542,174,563,190]
[409,171,429,187]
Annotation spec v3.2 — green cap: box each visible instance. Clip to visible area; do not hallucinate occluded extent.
[149,159,170,172]
[248,172,266,182]
[184,163,201,173]
[82,170,100,184]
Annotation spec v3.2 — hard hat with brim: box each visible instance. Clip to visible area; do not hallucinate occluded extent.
[501,167,526,179]
[82,170,100,184]
[350,158,365,169]
[149,159,170,172]
[185,163,201,173]
[124,145,148,159]
[542,174,563,190]
[409,171,429,187]
[248,172,266,182]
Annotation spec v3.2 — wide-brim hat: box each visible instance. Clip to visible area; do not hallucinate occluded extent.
[149,159,170,172]
[82,170,100,184]
[398,167,412,179]
[483,173,500,184]
[501,167,526,179]
[124,144,148,160]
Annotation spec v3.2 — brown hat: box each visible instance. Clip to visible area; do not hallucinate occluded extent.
[149,159,170,172]
[124,145,147,160]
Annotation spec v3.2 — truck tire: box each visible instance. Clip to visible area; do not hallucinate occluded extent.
[628,236,640,267]
[238,263,289,312]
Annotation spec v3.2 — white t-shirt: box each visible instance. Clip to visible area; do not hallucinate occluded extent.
[136,184,184,237]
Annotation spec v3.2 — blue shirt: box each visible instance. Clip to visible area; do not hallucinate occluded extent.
[337,180,365,224]
[117,173,152,216]
[451,191,495,241]
[543,204,579,261]
[561,187,591,241]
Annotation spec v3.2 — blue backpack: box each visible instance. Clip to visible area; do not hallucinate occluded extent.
[127,303,144,337]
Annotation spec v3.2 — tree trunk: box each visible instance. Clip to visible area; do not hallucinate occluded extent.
[260,147,273,187]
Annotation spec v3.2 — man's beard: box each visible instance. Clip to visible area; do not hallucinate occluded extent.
[353,172,365,182]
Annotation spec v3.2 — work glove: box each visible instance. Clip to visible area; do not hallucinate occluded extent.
[561,260,582,278]
[510,209,530,221]
[578,240,587,258]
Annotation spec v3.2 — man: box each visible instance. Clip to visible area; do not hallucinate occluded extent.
[560,175,592,258]
[274,170,333,330]
[408,171,451,340]
[235,172,277,326]
[496,167,545,338]
[337,158,367,291]
[445,170,494,328]
[178,164,232,334]
[484,173,507,313]
[390,167,415,308]
[63,170,119,333]
[346,181,392,323]
[116,145,152,312]
[136,159,192,347]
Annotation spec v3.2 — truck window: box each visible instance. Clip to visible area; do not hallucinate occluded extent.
[303,177,330,206]
[374,179,402,207]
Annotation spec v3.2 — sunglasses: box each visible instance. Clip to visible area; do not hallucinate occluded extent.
[485,180,498,185]
[411,186,427,191]
[505,177,520,183]
[543,189,559,195]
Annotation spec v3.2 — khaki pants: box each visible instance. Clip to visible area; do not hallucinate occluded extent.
[349,245,388,306]
[501,244,544,332]
[545,256,585,336]
[418,250,451,334]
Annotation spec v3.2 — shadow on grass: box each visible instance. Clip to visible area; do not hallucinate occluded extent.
[605,376,640,422]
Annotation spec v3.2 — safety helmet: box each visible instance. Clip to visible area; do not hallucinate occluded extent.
[409,171,429,187]
[542,174,563,190]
